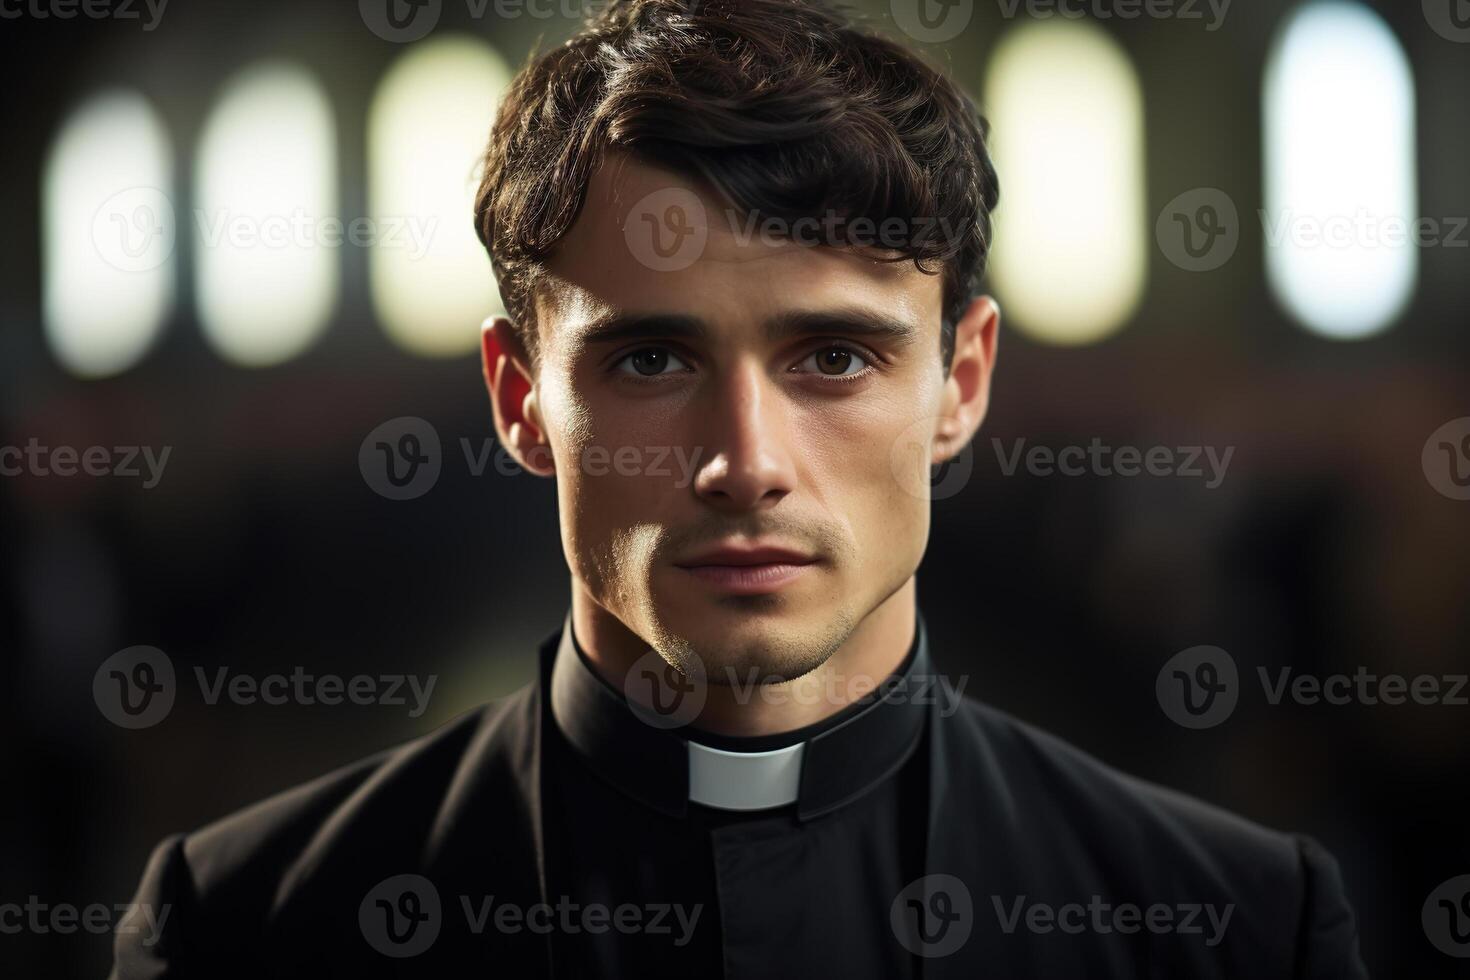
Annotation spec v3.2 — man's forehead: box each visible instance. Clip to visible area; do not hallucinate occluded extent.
[554,149,943,272]
[536,151,945,349]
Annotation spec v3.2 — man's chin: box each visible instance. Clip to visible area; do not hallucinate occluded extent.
[645,595,845,684]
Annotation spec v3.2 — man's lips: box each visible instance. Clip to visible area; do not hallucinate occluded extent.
[673,545,817,568]
[673,544,819,595]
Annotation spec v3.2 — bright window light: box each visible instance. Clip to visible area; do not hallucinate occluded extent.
[195,62,338,366]
[43,91,174,378]
[368,35,511,357]
[983,20,1147,346]
[1263,2,1417,340]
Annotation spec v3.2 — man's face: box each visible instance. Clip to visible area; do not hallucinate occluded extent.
[526,154,955,681]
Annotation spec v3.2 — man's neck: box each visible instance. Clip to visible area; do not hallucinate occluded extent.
[570,578,917,738]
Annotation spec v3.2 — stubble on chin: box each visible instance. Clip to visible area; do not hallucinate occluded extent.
[652,604,857,686]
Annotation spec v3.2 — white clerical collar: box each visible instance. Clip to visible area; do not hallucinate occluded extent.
[686,740,805,810]
[547,611,930,819]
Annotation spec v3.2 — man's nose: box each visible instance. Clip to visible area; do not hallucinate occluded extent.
[690,359,798,512]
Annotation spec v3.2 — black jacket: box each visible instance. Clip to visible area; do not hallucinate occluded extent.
[112,625,1368,979]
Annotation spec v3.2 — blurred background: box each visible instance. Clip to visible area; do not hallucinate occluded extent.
[2,0,1468,974]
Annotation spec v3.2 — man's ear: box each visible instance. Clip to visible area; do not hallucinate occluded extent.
[933,295,1000,465]
[481,317,554,477]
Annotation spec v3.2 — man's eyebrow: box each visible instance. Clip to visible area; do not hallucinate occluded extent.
[764,307,922,347]
[570,307,922,349]
[571,312,707,348]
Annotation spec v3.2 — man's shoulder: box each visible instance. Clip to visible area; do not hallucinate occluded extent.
[940,697,1365,977]
[182,685,537,910]
[952,696,1311,881]
[951,695,1299,871]
[112,686,544,978]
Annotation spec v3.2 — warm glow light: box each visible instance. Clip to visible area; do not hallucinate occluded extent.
[368,35,510,357]
[1263,2,1417,339]
[195,63,338,366]
[984,20,1147,345]
[43,91,174,378]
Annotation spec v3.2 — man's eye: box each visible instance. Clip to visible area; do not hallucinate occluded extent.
[615,347,690,377]
[795,345,870,378]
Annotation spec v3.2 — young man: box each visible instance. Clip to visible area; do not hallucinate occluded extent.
[113,1,1368,977]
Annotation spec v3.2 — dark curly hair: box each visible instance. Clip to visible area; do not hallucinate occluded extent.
[473,0,999,373]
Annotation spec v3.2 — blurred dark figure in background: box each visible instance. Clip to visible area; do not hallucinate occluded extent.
[112,1,1366,977]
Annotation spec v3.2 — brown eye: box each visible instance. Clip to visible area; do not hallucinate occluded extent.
[817,348,852,375]
[797,345,869,379]
[615,347,688,378]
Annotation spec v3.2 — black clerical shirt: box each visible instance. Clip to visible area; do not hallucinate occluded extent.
[543,615,931,978]
[111,608,1369,980]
